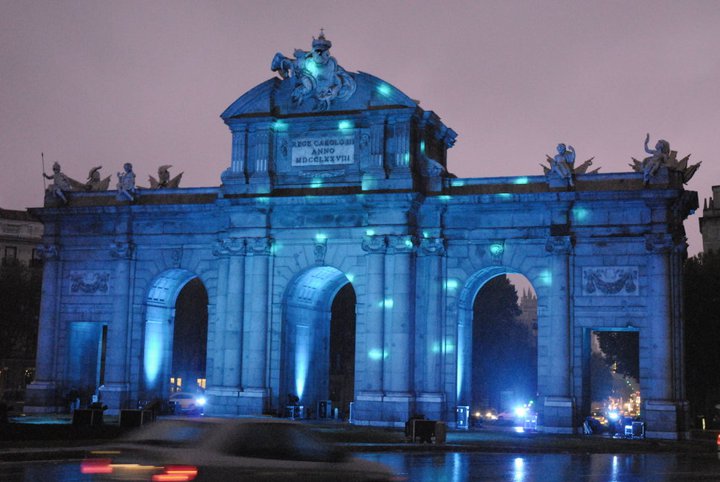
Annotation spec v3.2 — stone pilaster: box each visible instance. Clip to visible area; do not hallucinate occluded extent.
[415,237,446,420]
[384,235,415,395]
[24,243,61,412]
[101,240,135,414]
[540,235,574,433]
[206,237,247,415]
[384,116,412,189]
[353,235,387,423]
[359,234,386,393]
[221,124,249,192]
[643,233,684,438]
[248,124,272,193]
[238,237,271,413]
[362,122,387,190]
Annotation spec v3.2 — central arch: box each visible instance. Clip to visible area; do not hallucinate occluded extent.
[282,266,355,416]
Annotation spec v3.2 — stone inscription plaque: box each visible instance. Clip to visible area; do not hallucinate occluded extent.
[291,136,354,166]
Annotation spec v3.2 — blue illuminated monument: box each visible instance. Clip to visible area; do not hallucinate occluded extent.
[26,33,697,439]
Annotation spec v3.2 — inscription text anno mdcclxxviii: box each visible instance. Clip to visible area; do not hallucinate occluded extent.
[291,136,354,166]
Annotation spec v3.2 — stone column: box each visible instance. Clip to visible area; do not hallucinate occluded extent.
[223,243,246,388]
[238,237,271,413]
[541,235,574,433]
[360,235,386,391]
[24,243,60,412]
[643,233,680,438]
[416,237,446,419]
[209,244,230,386]
[380,235,415,423]
[354,234,386,422]
[102,240,134,413]
[207,237,246,415]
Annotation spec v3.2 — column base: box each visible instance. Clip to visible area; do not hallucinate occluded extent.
[99,383,131,415]
[204,387,269,416]
[248,175,271,194]
[24,381,60,413]
[538,396,575,434]
[350,391,414,427]
[415,392,446,421]
[361,170,386,191]
[239,388,270,415]
[205,387,242,416]
[643,399,690,440]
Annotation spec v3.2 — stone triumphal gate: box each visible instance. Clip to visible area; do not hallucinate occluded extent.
[26,34,697,439]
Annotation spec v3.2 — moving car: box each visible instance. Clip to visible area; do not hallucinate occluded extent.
[168,392,206,415]
[80,418,401,481]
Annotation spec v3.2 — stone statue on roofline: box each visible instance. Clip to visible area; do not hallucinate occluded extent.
[43,161,84,203]
[116,162,137,201]
[149,164,183,189]
[85,166,111,191]
[271,29,357,111]
[629,133,701,185]
[541,143,599,187]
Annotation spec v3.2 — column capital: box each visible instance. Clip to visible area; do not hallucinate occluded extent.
[362,234,387,254]
[418,237,446,256]
[247,236,272,256]
[545,235,573,255]
[387,235,416,254]
[110,241,134,259]
[213,236,246,257]
[644,233,674,254]
[37,243,59,261]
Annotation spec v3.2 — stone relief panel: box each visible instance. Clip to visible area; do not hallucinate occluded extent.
[69,271,111,295]
[581,266,639,296]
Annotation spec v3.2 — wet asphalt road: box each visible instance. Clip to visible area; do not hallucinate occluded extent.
[3,451,720,481]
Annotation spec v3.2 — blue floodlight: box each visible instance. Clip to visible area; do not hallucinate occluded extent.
[377,83,392,96]
[338,120,353,131]
[489,243,504,256]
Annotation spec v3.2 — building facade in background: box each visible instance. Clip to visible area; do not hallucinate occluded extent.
[25,35,697,439]
[0,208,43,396]
[0,208,43,268]
[700,185,720,253]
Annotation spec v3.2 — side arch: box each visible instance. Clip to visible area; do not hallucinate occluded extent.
[142,268,207,398]
[456,266,521,405]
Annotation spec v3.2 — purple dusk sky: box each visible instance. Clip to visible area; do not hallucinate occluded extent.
[1,0,717,256]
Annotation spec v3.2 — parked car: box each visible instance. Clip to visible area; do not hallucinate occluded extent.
[80,418,401,481]
[168,392,206,415]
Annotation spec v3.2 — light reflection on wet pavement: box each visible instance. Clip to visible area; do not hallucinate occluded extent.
[358,451,720,481]
[3,451,720,481]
